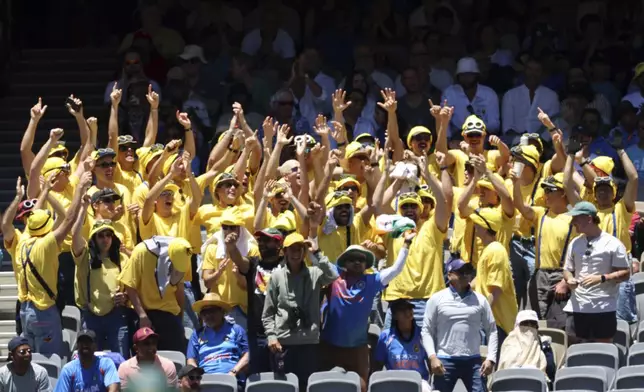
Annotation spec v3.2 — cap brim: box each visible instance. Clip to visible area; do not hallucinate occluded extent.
[192,299,232,313]
[337,248,375,269]
[254,231,284,241]
[463,130,484,136]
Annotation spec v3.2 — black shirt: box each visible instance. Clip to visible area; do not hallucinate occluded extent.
[241,256,282,341]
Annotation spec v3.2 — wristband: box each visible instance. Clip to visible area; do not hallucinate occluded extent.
[547,127,558,133]
[601,274,606,283]
[580,158,590,167]
[185,127,192,132]
[404,239,413,246]
[337,142,346,147]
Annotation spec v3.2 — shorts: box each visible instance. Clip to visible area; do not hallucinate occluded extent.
[566,311,617,340]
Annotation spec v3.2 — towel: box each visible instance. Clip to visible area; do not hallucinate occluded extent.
[214,227,255,259]
[143,236,183,298]
[375,215,416,238]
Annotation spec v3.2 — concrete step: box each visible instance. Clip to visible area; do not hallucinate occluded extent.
[0,285,17,297]
[10,82,107,97]
[0,95,106,108]
[18,58,118,72]
[0,105,107,121]
[0,274,15,286]
[12,70,115,84]
[0,321,16,334]
[0,332,16,345]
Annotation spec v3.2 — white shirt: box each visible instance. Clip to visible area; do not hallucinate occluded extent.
[241,28,295,59]
[501,84,559,140]
[442,83,500,137]
[563,232,629,314]
[622,91,644,113]
[421,287,498,361]
[394,68,453,97]
[295,72,336,127]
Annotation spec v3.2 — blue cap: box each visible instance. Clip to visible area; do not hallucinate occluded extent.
[446,257,470,273]
[566,201,598,217]
[8,336,29,352]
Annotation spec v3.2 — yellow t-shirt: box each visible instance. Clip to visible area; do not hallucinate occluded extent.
[446,149,470,188]
[597,200,633,252]
[383,217,447,300]
[132,182,149,208]
[88,183,136,237]
[114,165,144,195]
[456,195,482,266]
[505,160,550,237]
[118,241,183,315]
[474,241,518,334]
[317,211,374,262]
[195,203,255,236]
[201,243,260,312]
[139,202,200,251]
[15,233,61,310]
[533,207,575,270]
[50,175,79,253]
[461,205,513,268]
[5,229,29,303]
[73,247,127,316]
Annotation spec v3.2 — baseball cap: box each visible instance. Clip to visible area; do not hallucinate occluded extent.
[446,257,473,274]
[91,148,117,161]
[590,156,615,176]
[133,327,159,344]
[406,126,433,147]
[469,207,503,233]
[455,57,480,75]
[168,237,192,273]
[8,336,29,352]
[41,157,70,177]
[90,188,122,204]
[283,233,309,248]
[254,228,284,242]
[177,364,205,379]
[345,141,370,160]
[389,299,414,313]
[77,329,97,342]
[566,201,598,217]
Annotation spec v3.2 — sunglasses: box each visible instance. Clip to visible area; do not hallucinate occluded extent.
[97,231,113,239]
[96,161,117,169]
[200,306,222,315]
[413,134,432,142]
[16,348,31,355]
[160,190,175,197]
[188,375,202,381]
[150,143,164,152]
[119,145,135,152]
[330,190,350,199]
[50,150,68,159]
[542,187,559,194]
[221,225,238,231]
[340,185,359,193]
[21,199,37,209]
[218,181,237,189]
[346,257,367,264]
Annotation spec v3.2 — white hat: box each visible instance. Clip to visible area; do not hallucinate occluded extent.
[455,57,480,75]
[179,45,207,64]
[515,310,539,327]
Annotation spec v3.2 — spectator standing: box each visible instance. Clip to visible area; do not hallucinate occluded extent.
[261,233,338,391]
[118,236,192,352]
[396,68,438,132]
[55,330,120,392]
[622,62,644,111]
[241,8,295,73]
[609,101,640,150]
[118,327,177,389]
[563,202,630,343]
[0,337,51,392]
[625,115,644,200]
[395,41,453,97]
[177,365,204,392]
[320,238,414,392]
[118,5,185,61]
[374,299,432,392]
[187,293,248,383]
[421,258,497,392]
[442,57,500,138]
[103,49,162,105]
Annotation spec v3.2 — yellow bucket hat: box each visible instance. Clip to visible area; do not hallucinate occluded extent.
[220,209,244,227]
[541,172,565,191]
[477,173,503,192]
[168,237,192,273]
[27,209,54,237]
[139,144,164,175]
[354,133,376,144]
[470,207,503,233]
[49,142,68,158]
[283,232,309,248]
[41,157,71,177]
[406,126,433,147]
[511,145,540,169]
[273,212,297,233]
[398,192,424,212]
[345,141,370,160]
[334,176,361,191]
[325,191,353,209]
[417,186,436,206]
[162,153,181,176]
[461,114,487,135]
[89,219,116,238]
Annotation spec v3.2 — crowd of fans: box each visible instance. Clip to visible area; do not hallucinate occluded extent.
[1,0,644,391]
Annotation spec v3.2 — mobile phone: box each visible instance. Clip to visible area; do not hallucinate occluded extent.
[65,97,81,112]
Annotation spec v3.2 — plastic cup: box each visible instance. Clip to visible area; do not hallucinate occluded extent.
[513,161,525,177]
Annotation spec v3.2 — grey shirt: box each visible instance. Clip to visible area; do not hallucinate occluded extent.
[262,252,338,346]
[0,362,52,392]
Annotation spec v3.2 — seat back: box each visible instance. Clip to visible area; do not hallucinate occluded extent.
[566,343,618,385]
[540,328,567,347]
[628,343,644,366]
[156,350,186,374]
[490,368,547,392]
[246,372,298,392]
[32,353,62,378]
[615,365,644,390]
[308,370,361,392]
[554,366,606,392]
[61,306,81,350]
[614,320,631,367]
[368,370,422,392]
[200,373,237,392]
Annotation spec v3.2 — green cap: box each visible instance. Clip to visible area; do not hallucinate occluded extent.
[566,201,598,217]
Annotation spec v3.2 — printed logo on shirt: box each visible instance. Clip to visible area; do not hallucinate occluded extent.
[204,352,233,363]
[355,280,365,290]
[413,344,420,353]
[392,353,422,370]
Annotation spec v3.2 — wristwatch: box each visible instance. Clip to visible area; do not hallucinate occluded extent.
[601,274,606,283]
[230,369,238,375]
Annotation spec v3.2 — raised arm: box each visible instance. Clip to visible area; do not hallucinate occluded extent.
[143,84,160,147]
[108,84,122,152]
[420,156,449,232]
[457,158,483,217]
[485,166,514,218]
[66,95,90,150]
[379,232,414,285]
[224,230,251,275]
[511,169,535,222]
[489,135,510,169]
[20,98,47,175]
[266,124,292,180]
[563,154,582,205]
[617,146,638,213]
[1,178,25,246]
[176,111,196,158]
[53,171,92,246]
[142,159,182,225]
[377,89,404,162]
[27,128,64,199]
[233,102,262,173]
[233,132,257,184]
[184,153,202,217]
[71,195,90,257]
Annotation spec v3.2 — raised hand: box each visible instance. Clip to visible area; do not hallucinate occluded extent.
[50,128,64,142]
[232,102,247,126]
[488,135,501,147]
[110,83,122,108]
[86,117,98,135]
[313,114,329,136]
[330,120,347,144]
[435,151,447,167]
[332,89,352,113]
[165,139,182,154]
[15,177,24,200]
[30,97,47,120]
[245,130,259,150]
[262,116,277,142]
[295,136,307,157]
[276,124,293,146]
[145,84,160,110]
[438,103,454,123]
[428,99,441,118]
[176,111,192,130]
[403,230,417,242]
[170,155,184,176]
[377,88,397,113]
[79,171,93,190]
[263,179,278,199]
[537,107,555,130]
[66,95,83,117]
[307,201,324,227]
[224,232,239,246]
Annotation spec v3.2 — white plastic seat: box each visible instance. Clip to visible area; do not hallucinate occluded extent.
[489,368,547,392]
[245,372,298,392]
[628,343,644,366]
[200,373,237,392]
[614,365,644,390]
[156,350,186,374]
[368,370,422,392]
[566,343,618,386]
[554,366,607,392]
[308,370,361,392]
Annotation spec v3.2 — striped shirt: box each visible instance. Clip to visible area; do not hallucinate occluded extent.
[421,286,498,361]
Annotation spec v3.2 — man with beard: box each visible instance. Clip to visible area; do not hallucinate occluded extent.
[177,365,204,392]
[118,327,178,389]
[55,330,119,392]
[225,226,284,374]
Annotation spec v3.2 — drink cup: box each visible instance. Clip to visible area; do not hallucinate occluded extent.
[513,161,525,177]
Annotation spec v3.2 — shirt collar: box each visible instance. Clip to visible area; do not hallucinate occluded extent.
[448,283,472,298]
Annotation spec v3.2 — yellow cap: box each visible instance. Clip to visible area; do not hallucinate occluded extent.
[139,145,164,175]
[398,192,424,212]
[89,219,116,239]
[162,153,180,176]
[220,209,244,227]
[325,191,353,208]
[214,172,240,188]
[354,133,376,144]
[590,156,614,176]
[334,176,361,191]
[162,182,180,194]
[541,172,565,190]
[512,145,540,169]
[168,237,192,273]
[406,126,433,147]
[345,141,370,160]
[49,142,68,158]
[283,233,307,248]
[633,62,644,81]
[272,212,297,233]
[477,173,503,192]
[461,115,487,135]
[27,209,54,237]
[470,207,503,233]
[417,187,436,206]
[41,157,70,177]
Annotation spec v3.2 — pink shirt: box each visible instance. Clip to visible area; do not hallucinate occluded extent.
[117,354,178,388]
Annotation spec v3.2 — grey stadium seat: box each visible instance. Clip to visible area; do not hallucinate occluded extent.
[554,366,607,392]
[49,377,57,389]
[489,368,547,392]
[246,372,299,392]
[156,350,186,374]
[614,320,631,367]
[610,390,644,392]
[614,365,644,390]
[566,343,618,386]
[32,353,62,378]
[308,370,361,392]
[61,306,81,349]
[200,373,237,392]
[368,370,422,392]
[628,343,644,366]
[638,320,644,343]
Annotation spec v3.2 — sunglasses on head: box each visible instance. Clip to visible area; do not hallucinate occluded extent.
[21,199,37,209]
[96,161,117,169]
[44,163,72,176]
[93,219,112,227]
[96,231,114,239]
[160,190,175,198]
[594,176,613,186]
[97,148,115,155]
[150,143,164,152]
[331,190,350,199]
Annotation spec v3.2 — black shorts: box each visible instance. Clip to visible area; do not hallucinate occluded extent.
[566,311,617,340]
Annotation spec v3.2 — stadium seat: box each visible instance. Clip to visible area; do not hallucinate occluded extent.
[566,343,619,386]
[61,329,72,364]
[61,306,81,350]
[245,372,298,392]
[614,365,644,389]
[308,370,361,392]
[49,377,57,388]
[628,343,644,366]
[368,370,422,392]
[615,320,631,367]
[32,353,61,378]
[554,366,607,392]
[156,350,186,373]
[638,320,644,343]
[539,327,567,368]
[538,320,548,329]
[184,327,193,341]
[200,373,237,392]
[609,389,644,392]
[489,368,547,392]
